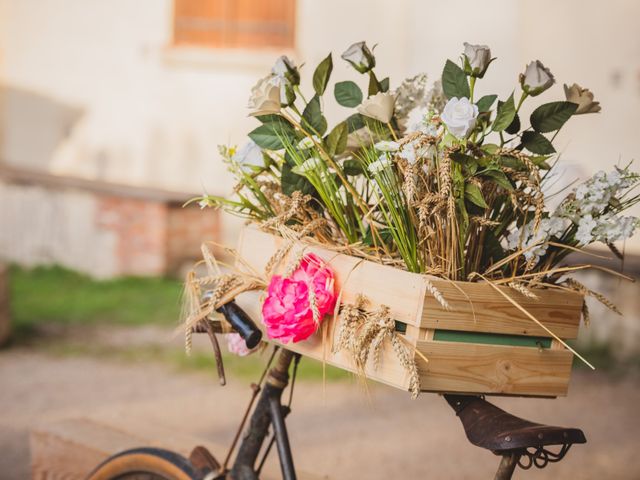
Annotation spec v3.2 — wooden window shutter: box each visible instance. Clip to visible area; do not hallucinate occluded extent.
[173,0,295,49]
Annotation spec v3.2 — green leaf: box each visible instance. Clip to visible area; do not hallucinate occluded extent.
[505,113,520,135]
[481,143,500,155]
[302,95,328,135]
[248,122,295,150]
[481,168,513,191]
[312,53,333,96]
[281,163,316,196]
[345,113,365,132]
[326,122,348,156]
[441,60,470,99]
[476,94,497,112]
[465,182,489,208]
[334,81,363,108]
[343,159,364,176]
[363,226,393,246]
[520,131,556,154]
[492,94,516,132]
[379,77,390,92]
[368,71,379,96]
[530,101,578,133]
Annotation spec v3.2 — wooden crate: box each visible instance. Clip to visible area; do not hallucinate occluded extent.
[236,227,583,397]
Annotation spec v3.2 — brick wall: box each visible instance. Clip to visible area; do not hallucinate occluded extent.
[1,166,221,278]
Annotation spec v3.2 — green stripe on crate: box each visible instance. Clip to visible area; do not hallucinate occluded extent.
[433,329,552,348]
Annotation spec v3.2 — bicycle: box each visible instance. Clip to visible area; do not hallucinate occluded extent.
[87,301,586,480]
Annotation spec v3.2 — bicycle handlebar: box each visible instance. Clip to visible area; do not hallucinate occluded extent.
[217,301,263,349]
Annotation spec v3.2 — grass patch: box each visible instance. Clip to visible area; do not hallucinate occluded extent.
[9,265,183,331]
[42,340,350,382]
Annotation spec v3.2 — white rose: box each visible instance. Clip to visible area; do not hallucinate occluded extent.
[563,83,601,115]
[463,42,492,77]
[272,55,299,85]
[357,92,396,124]
[248,76,281,116]
[520,61,555,96]
[233,141,264,168]
[269,74,294,106]
[440,97,478,138]
[341,41,375,73]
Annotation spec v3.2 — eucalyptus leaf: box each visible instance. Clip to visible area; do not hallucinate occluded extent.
[441,60,470,99]
[302,95,328,135]
[465,182,489,208]
[530,101,578,133]
[492,94,516,132]
[326,122,348,156]
[334,81,363,108]
[312,53,333,96]
[521,131,556,154]
[248,122,295,150]
[379,77,390,92]
[476,94,497,112]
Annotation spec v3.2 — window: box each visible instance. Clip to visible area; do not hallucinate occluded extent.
[173,0,295,49]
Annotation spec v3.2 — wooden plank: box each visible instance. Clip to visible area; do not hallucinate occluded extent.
[237,227,427,327]
[416,341,573,397]
[421,279,583,339]
[236,291,412,391]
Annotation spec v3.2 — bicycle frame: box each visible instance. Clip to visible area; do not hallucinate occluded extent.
[230,349,297,480]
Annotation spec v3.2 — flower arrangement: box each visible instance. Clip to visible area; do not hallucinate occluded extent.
[194,41,638,293]
[184,42,640,395]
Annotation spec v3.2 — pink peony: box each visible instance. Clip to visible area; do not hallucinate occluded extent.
[262,253,336,343]
[226,333,254,356]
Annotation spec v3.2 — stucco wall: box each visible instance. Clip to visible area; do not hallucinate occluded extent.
[1,0,639,250]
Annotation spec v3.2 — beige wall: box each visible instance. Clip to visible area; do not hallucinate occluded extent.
[1,0,639,248]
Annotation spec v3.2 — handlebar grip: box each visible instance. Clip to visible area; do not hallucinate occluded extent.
[216,301,263,349]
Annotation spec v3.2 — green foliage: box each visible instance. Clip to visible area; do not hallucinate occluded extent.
[441,59,470,99]
[465,182,489,208]
[476,94,497,112]
[302,95,328,135]
[312,53,333,96]
[530,101,578,133]
[334,80,363,107]
[249,121,296,150]
[492,94,516,132]
[521,131,556,154]
[326,122,348,156]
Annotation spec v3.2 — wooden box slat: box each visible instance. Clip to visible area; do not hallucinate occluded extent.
[238,227,427,327]
[421,280,582,339]
[415,341,574,397]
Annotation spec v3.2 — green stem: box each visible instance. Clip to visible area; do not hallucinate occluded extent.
[469,77,476,103]
[515,91,528,114]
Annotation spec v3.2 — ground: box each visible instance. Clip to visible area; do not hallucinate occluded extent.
[1,325,640,480]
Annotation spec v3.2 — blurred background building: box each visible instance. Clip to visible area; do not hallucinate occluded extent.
[0,0,639,349]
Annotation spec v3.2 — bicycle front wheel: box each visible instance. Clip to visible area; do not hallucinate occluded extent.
[87,447,200,480]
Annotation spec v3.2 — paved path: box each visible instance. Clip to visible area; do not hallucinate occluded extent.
[1,341,639,479]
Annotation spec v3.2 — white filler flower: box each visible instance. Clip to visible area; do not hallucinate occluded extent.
[440,97,478,138]
[233,141,264,167]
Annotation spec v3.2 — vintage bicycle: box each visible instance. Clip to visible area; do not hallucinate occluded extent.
[87,300,586,480]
